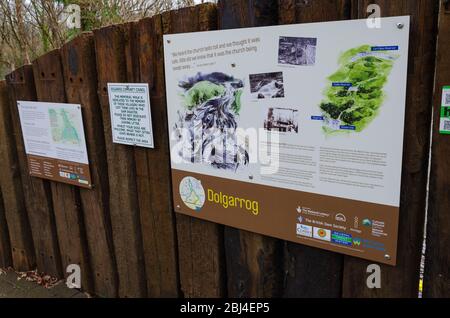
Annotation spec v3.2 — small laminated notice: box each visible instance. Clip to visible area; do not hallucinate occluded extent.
[439,86,450,134]
[107,83,154,148]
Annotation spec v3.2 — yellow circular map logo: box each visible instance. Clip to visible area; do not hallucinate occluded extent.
[179,177,206,211]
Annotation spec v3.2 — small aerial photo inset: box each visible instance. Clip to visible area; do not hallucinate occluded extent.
[264,107,299,133]
[249,72,285,99]
[278,36,317,66]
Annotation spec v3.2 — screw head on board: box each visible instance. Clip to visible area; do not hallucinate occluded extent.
[384,254,391,260]
[396,23,404,29]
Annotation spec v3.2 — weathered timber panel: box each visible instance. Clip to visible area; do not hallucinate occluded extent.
[6,66,62,277]
[61,33,118,297]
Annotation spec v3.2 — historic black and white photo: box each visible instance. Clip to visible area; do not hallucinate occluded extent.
[278,36,317,66]
[264,107,299,133]
[249,72,285,99]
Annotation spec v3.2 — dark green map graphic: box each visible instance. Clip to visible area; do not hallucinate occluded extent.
[320,45,398,133]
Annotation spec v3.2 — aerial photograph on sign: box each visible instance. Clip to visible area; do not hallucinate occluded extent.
[319,45,398,133]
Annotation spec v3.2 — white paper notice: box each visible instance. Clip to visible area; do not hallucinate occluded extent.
[107,83,154,148]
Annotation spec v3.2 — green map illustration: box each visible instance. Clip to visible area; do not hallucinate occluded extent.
[49,108,81,145]
[320,45,398,133]
[179,177,205,211]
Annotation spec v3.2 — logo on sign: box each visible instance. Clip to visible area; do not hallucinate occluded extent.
[353,238,362,246]
[296,224,313,238]
[313,227,331,242]
[331,231,352,246]
[335,213,347,222]
[179,177,206,211]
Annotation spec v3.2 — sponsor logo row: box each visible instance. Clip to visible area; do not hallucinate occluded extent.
[59,171,89,185]
[296,224,385,251]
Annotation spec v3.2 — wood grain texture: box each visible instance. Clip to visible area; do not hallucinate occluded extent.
[162,4,226,298]
[6,66,62,277]
[342,0,439,298]
[218,0,283,298]
[61,33,118,298]
[278,0,351,25]
[94,24,147,298]
[32,49,92,290]
[0,179,12,268]
[0,80,35,271]
[218,0,278,28]
[130,17,180,297]
[424,0,450,298]
[277,0,351,298]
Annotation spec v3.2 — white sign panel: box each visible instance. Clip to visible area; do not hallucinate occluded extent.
[107,83,154,148]
[17,101,92,188]
[163,17,410,265]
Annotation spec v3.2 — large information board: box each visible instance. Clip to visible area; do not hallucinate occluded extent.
[163,17,410,265]
[17,101,92,188]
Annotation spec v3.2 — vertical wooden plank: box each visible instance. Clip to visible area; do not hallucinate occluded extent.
[219,0,278,28]
[217,0,283,298]
[61,33,118,298]
[277,0,351,298]
[163,4,226,298]
[0,80,35,271]
[32,49,92,291]
[0,184,12,268]
[93,24,147,298]
[5,66,62,277]
[278,0,351,24]
[342,0,439,298]
[424,0,450,298]
[131,17,180,297]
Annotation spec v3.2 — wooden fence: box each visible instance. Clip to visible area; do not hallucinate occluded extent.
[0,0,448,298]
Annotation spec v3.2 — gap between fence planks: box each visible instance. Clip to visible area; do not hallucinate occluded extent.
[217,0,284,298]
[5,66,62,278]
[94,24,147,298]
[162,4,227,298]
[0,80,35,271]
[60,33,119,298]
[342,0,440,298]
[424,0,450,298]
[32,49,92,291]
